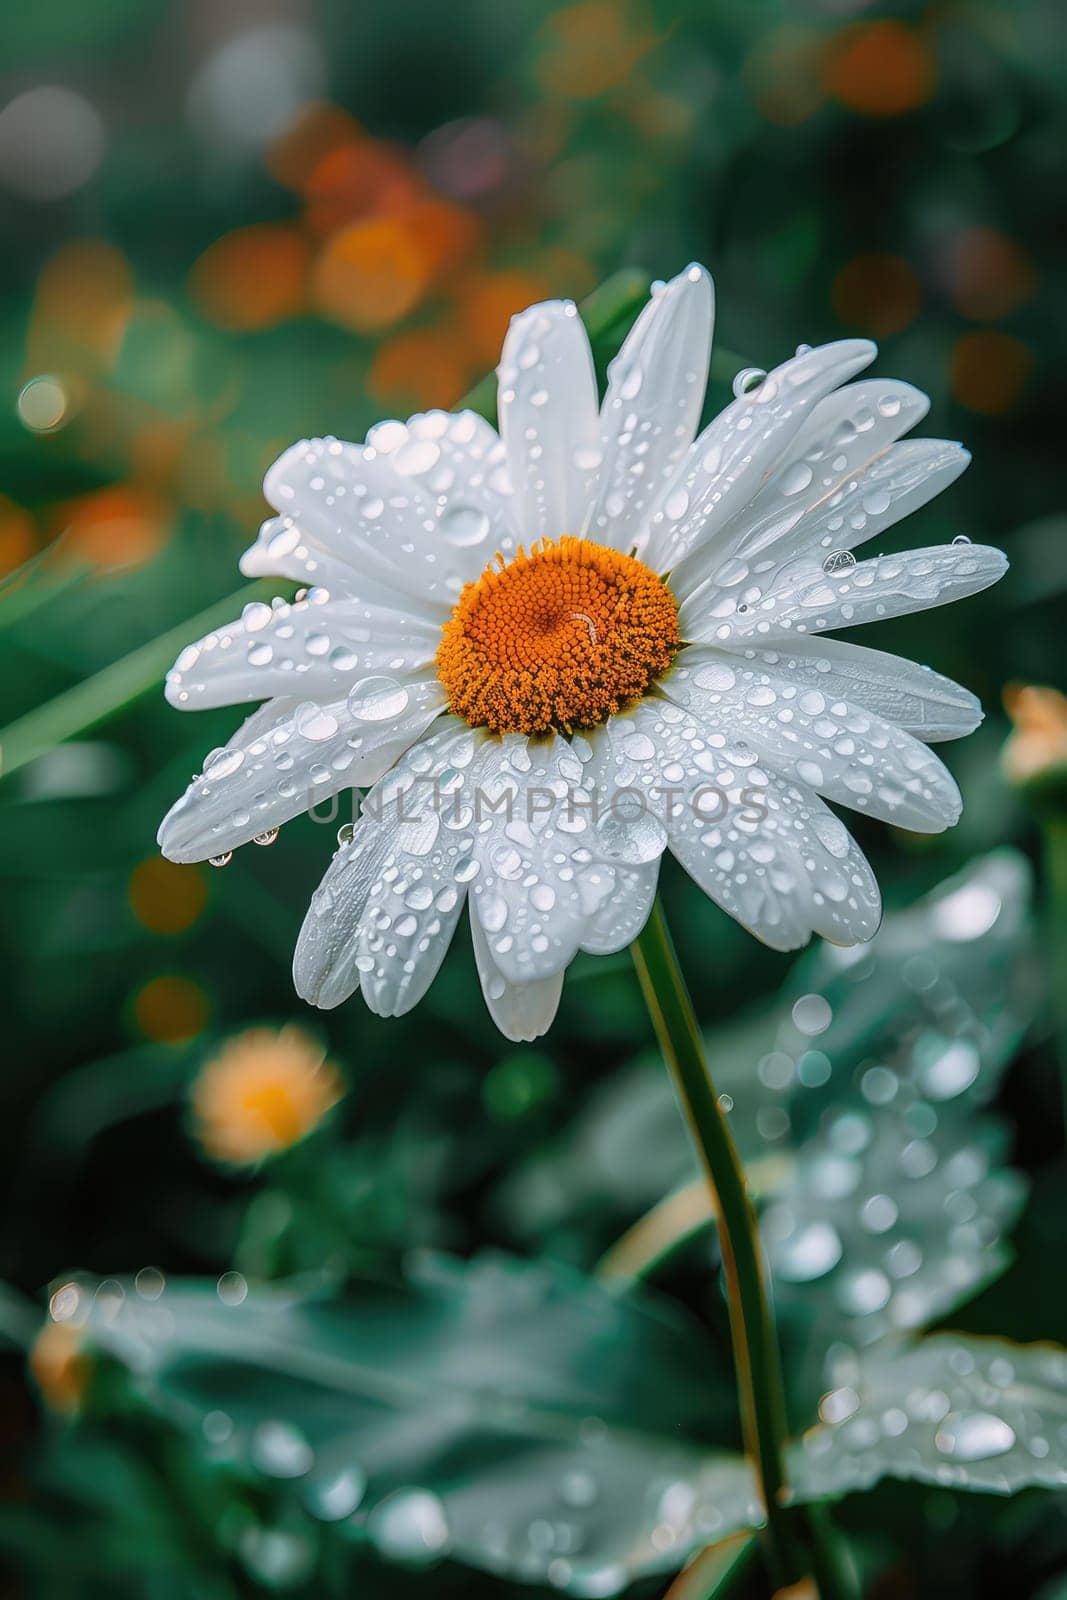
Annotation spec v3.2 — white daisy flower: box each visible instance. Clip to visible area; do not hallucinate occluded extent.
[158,264,1006,1041]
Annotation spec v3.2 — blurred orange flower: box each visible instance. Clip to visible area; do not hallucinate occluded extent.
[192,1025,345,1165]
[824,22,936,118]
[190,223,311,332]
[1002,685,1067,786]
[950,330,1032,415]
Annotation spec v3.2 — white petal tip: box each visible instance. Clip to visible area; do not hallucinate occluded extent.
[156,805,201,866]
[263,439,311,510]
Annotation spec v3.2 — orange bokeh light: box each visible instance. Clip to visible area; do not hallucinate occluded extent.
[537,2,657,99]
[54,484,170,571]
[129,857,208,936]
[0,495,36,576]
[369,324,471,410]
[745,27,827,127]
[454,268,555,367]
[267,101,365,192]
[303,139,421,238]
[133,975,210,1043]
[824,22,936,118]
[190,224,311,332]
[943,227,1037,322]
[314,200,479,334]
[28,238,134,373]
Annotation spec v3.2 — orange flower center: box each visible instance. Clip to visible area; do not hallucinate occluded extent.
[437,536,680,735]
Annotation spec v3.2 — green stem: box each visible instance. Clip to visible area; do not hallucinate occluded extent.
[630,897,807,1592]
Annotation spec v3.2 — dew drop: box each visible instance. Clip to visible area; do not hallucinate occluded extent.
[347,677,410,722]
[934,1411,1015,1462]
[209,852,233,868]
[822,550,857,575]
[952,534,972,546]
[733,367,767,398]
[440,503,490,547]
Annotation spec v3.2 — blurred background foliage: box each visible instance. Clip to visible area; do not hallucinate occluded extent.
[1,0,1066,1596]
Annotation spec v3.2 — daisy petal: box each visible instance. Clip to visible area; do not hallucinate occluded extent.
[497,300,601,543]
[367,409,519,562]
[671,378,942,592]
[165,593,439,711]
[470,911,564,1042]
[668,774,882,949]
[157,676,445,865]
[292,818,395,1009]
[604,699,882,948]
[643,339,877,572]
[589,264,714,553]
[579,859,660,954]
[700,636,982,743]
[262,436,495,611]
[468,734,594,983]
[663,650,963,832]
[240,515,378,597]
[681,543,1008,644]
[294,719,486,1010]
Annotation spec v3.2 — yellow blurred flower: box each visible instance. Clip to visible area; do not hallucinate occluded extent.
[30,1321,90,1414]
[192,1026,344,1165]
[1002,685,1067,787]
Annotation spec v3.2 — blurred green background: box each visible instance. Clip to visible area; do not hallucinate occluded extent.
[1,0,1066,1596]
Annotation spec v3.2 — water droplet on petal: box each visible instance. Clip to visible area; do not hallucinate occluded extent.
[440,503,490,547]
[935,1410,1015,1461]
[733,367,767,398]
[253,828,279,847]
[952,534,972,546]
[347,677,410,722]
[209,852,233,868]
[823,550,857,575]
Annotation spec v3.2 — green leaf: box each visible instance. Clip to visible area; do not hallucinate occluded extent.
[504,853,1036,1309]
[763,1101,1026,1355]
[73,1250,759,1594]
[790,1334,1067,1500]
